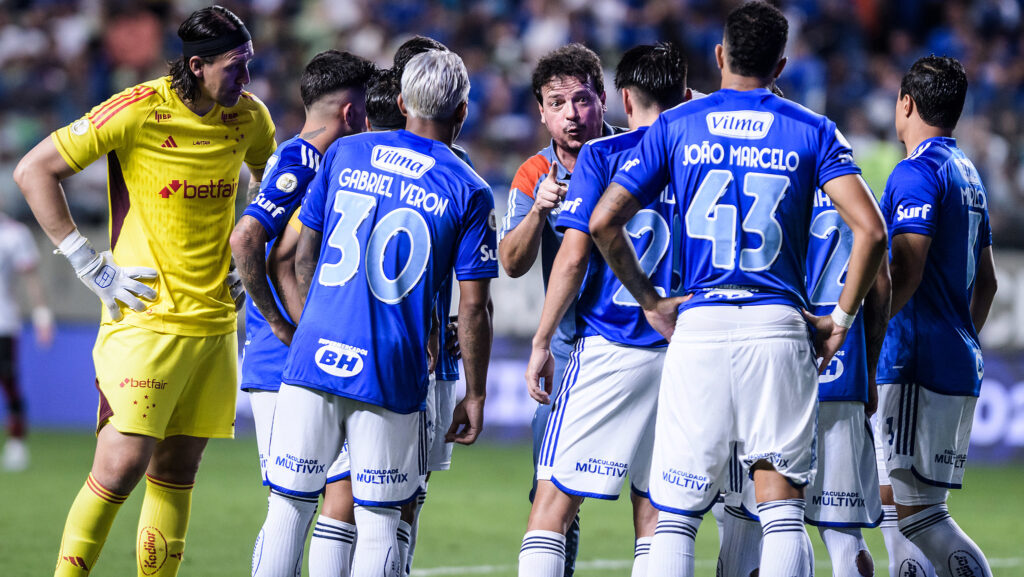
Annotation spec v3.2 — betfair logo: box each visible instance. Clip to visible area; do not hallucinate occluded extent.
[158,179,237,200]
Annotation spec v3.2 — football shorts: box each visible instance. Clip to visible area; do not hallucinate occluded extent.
[426,375,457,472]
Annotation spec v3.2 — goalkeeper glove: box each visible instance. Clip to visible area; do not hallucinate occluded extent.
[58,230,157,321]
[225,265,246,311]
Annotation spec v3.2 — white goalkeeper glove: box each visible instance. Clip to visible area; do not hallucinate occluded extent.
[225,265,245,311]
[58,230,157,321]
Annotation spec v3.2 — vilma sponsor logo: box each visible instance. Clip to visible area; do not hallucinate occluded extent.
[314,338,367,377]
[138,526,168,575]
[158,179,237,200]
[896,203,932,222]
[120,377,167,389]
[706,110,774,139]
[371,145,435,178]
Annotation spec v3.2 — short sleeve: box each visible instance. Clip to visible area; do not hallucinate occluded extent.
[883,160,940,237]
[299,144,338,233]
[51,84,158,172]
[454,188,499,281]
[287,209,303,235]
[244,95,277,172]
[497,155,548,242]
[611,114,670,207]
[817,119,862,187]
[556,142,606,234]
[242,149,317,239]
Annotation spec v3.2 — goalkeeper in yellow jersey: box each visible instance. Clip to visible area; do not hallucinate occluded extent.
[13,6,275,577]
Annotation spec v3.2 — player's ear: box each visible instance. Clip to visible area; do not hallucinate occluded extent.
[599,90,607,110]
[340,101,354,128]
[900,93,914,119]
[188,56,205,79]
[397,94,409,118]
[455,100,468,125]
[684,87,693,102]
[537,103,546,125]
[621,88,632,117]
[365,116,372,132]
[772,56,787,80]
[715,43,725,72]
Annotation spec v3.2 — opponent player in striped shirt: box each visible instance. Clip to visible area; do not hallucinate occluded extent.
[15,7,275,576]
[517,43,690,577]
[876,56,998,577]
[231,49,374,577]
[252,50,496,577]
[590,3,887,575]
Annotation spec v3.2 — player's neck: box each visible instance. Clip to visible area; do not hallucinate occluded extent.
[180,90,216,117]
[719,70,773,92]
[627,108,661,131]
[299,118,340,155]
[552,143,578,173]
[405,117,456,147]
[901,123,952,157]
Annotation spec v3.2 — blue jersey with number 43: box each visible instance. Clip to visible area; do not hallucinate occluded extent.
[612,89,862,311]
[805,189,868,403]
[557,127,676,347]
[877,137,992,397]
[283,130,498,413]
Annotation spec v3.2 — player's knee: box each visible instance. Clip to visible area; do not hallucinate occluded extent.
[855,549,873,577]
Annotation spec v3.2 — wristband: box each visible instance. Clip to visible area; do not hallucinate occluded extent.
[56,229,98,274]
[830,306,857,329]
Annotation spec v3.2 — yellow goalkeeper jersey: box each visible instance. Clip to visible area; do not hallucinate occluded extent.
[52,76,276,336]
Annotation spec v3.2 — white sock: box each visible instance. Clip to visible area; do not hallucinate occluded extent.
[757,499,812,577]
[647,511,700,577]
[406,489,427,575]
[718,506,762,577]
[819,527,872,577]
[881,504,936,577]
[898,504,992,577]
[309,515,357,577]
[631,536,652,577]
[351,505,402,577]
[396,520,412,576]
[518,530,565,577]
[252,491,319,577]
[711,498,727,547]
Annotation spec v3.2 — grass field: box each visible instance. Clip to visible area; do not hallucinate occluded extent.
[2,431,1022,576]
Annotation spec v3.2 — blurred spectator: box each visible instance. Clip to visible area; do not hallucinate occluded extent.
[0,0,1021,246]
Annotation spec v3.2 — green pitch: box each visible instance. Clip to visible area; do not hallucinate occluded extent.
[2,431,1022,576]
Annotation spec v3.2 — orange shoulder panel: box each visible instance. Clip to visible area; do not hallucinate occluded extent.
[89,86,157,129]
[509,154,551,199]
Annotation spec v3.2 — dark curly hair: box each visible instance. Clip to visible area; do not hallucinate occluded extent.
[531,43,604,103]
[723,1,788,79]
[393,36,449,74]
[366,68,405,130]
[169,6,247,103]
[614,42,687,110]
[300,50,376,109]
[899,55,968,130]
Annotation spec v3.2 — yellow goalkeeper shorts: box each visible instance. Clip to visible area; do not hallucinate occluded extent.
[93,323,238,439]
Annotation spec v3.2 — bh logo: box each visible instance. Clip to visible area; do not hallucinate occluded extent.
[314,338,366,377]
[819,355,845,383]
[95,265,116,289]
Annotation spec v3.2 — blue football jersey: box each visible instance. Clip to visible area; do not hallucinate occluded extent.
[556,127,674,348]
[283,130,498,413]
[877,137,992,397]
[805,188,868,403]
[612,89,862,312]
[240,137,322,391]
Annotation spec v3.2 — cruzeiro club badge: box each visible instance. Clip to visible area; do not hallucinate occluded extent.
[276,173,298,193]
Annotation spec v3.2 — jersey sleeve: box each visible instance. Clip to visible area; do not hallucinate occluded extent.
[816,119,862,187]
[556,142,606,234]
[245,95,277,172]
[611,114,670,207]
[242,150,317,239]
[51,84,158,172]
[454,187,499,281]
[498,155,548,242]
[883,160,940,237]
[287,209,303,234]
[299,144,338,233]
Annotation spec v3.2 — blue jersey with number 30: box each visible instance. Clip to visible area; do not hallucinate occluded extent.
[557,127,675,347]
[877,137,992,397]
[283,130,498,413]
[612,89,861,311]
[806,189,868,403]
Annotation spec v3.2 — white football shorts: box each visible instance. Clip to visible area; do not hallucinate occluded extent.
[266,383,426,506]
[872,412,890,486]
[537,335,663,499]
[425,375,457,472]
[648,304,819,516]
[878,383,976,504]
[804,401,883,527]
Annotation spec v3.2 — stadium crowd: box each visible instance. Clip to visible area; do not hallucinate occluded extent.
[0,0,1023,245]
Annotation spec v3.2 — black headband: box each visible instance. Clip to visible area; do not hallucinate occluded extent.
[182,26,251,60]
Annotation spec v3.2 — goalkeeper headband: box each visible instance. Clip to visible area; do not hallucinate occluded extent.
[182,26,251,60]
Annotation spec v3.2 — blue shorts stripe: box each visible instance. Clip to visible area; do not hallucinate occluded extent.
[540,338,584,468]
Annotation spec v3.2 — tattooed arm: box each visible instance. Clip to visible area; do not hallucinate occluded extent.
[863,259,891,415]
[294,224,323,315]
[246,168,264,204]
[230,215,295,345]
